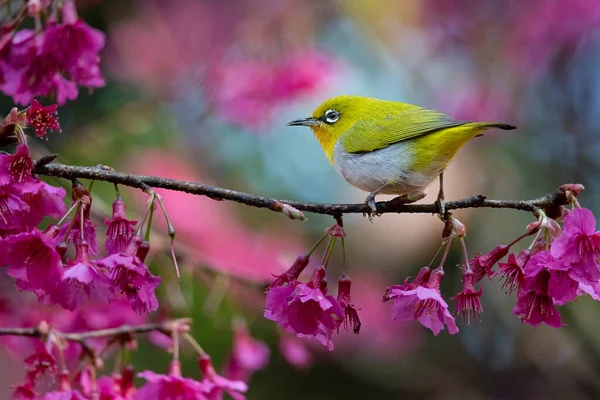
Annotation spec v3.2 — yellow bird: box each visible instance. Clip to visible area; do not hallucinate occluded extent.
[287,95,515,216]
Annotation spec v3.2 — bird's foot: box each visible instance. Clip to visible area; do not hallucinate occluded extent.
[436,195,446,220]
[364,193,379,222]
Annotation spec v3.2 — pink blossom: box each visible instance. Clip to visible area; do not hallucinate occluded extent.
[3,226,63,291]
[198,355,247,400]
[384,267,458,336]
[0,186,31,231]
[265,266,344,350]
[11,383,38,400]
[0,29,79,106]
[278,335,312,370]
[224,319,270,381]
[525,251,578,306]
[451,270,483,325]
[27,99,61,138]
[513,253,564,327]
[24,344,57,381]
[551,208,600,283]
[105,197,137,255]
[265,254,308,292]
[42,0,105,68]
[336,275,361,334]
[136,361,206,400]
[467,244,510,282]
[49,242,115,311]
[0,144,34,186]
[493,250,529,294]
[97,236,161,314]
[59,198,99,256]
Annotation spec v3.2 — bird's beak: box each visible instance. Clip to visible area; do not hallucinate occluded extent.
[286,117,320,127]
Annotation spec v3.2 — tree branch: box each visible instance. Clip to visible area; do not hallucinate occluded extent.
[0,318,191,342]
[34,162,573,217]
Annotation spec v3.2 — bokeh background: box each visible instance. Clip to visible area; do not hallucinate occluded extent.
[3,0,600,398]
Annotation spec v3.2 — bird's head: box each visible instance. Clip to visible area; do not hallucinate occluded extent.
[287,95,372,163]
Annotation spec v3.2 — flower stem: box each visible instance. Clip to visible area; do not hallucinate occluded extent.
[79,204,85,242]
[429,240,447,267]
[340,237,347,275]
[306,230,330,257]
[438,238,453,269]
[57,200,79,226]
[172,324,179,362]
[321,237,337,268]
[144,199,154,242]
[182,332,206,356]
[460,238,471,271]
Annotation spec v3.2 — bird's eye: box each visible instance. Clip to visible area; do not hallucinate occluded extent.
[324,109,340,124]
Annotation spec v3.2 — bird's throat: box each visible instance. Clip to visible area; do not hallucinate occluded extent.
[312,127,337,164]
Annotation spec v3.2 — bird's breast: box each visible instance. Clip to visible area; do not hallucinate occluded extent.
[332,140,440,194]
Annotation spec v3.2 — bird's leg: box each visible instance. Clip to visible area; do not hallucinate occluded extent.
[364,184,388,221]
[436,172,446,219]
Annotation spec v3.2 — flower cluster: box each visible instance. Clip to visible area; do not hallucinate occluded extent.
[264,223,361,350]
[0,103,163,315]
[10,319,258,400]
[0,0,105,105]
[263,190,600,345]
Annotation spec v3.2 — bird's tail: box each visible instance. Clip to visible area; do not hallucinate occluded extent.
[475,122,517,131]
[470,122,516,137]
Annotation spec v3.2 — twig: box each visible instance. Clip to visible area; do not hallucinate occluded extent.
[0,318,192,343]
[34,162,572,217]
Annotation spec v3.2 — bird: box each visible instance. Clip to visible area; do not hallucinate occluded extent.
[287,95,515,217]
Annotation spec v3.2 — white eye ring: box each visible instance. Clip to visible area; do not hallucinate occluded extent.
[325,109,340,124]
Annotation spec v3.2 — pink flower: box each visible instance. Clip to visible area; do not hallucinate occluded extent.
[336,275,361,334]
[224,319,270,382]
[525,251,578,306]
[198,355,247,400]
[49,242,115,311]
[513,253,565,328]
[265,254,308,292]
[0,143,34,186]
[59,185,98,255]
[105,197,137,255]
[493,250,529,294]
[97,236,161,314]
[0,186,30,231]
[3,226,63,291]
[11,383,37,400]
[265,266,344,350]
[27,99,61,138]
[551,208,600,283]
[467,244,510,282]
[42,0,105,69]
[60,209,99,254]
[384,267,459,336]
[0,29,79,106]
[451,270,483,325]
[24,344,57,381]
[136,361,206,400]
[278,335,312,370]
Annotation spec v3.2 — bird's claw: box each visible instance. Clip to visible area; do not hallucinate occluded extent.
[364,195,379,222]
[436,196,446,220]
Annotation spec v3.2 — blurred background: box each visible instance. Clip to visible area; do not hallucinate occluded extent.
[3,0,600,398]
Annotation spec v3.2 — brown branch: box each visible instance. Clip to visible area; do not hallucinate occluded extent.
[0,318,191,342]
[34,162,574,217]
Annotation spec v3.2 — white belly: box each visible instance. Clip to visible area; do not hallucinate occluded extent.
[332,141,441,195]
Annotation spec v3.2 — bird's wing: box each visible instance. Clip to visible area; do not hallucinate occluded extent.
[340,108,469,154]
